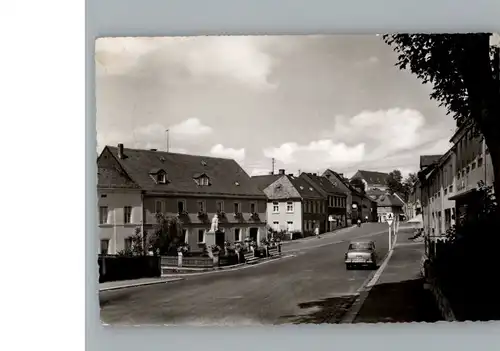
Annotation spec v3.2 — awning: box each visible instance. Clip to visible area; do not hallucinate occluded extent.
[407,214,423,224]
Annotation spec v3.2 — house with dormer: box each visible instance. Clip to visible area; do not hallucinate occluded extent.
[253,169,327,235]
[97,143,267,254]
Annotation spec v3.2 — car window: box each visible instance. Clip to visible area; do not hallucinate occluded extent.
[348,242,372,250]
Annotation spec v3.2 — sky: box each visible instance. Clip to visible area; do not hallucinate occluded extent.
[95,35,461,179]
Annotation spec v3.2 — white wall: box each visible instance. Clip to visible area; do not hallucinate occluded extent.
[267,200,303,233]
[98,190,142,254]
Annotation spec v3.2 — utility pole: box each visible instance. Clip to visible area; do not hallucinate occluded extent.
[271,158,275,174]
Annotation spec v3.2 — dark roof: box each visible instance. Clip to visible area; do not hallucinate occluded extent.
[286,175,324,199]
[420,155,442,170]
[324,169,372,201]
[101,146,265,197]
[372,193,404,207]
[300,173,346,196]
[97,166,140,189]
[251,174,282,192]
[352,170,389,185]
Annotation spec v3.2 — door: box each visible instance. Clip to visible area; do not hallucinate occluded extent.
[249,227,258,242]
[215,231,225,247]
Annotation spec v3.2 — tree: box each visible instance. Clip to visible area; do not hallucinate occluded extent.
[402,173,418,202]
[383,33,500,208]
[116,226,146,256]
[349,178,366,193]
[386,169,403,195]
[148,213,186,255]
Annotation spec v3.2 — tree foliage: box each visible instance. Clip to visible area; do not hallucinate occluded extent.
[349,178,366,193]
[383,33,500,202]
[149,213,186,255]
[386,169,403,195]
[116,226,145,256]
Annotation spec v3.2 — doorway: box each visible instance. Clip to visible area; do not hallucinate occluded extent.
[249,227,258,242]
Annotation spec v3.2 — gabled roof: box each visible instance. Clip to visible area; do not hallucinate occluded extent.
[97,167,140,189]
[324,169,375,202]
[287,175,324,199]
[300,173,346,196]
[351,170,389,185]
[419,155,442,170]
[251,174,282,192]
[372,193,405,207]
[100,145,265,197]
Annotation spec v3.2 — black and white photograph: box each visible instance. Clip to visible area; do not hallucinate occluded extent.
[96,33,500,326]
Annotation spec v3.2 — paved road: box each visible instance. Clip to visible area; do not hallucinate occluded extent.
[100,223,392,325]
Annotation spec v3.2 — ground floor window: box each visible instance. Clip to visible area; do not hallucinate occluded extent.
[198,229,205,243]
[287,221,294,232]
[273,221,279,232]
[100,239,109,255]
[124,238,132,251]
[234,228,241,242]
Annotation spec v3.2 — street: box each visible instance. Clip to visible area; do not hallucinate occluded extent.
[100,223,392,325]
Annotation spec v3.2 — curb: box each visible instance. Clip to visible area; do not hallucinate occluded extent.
[99,278,184,292]
[161,254,293,278]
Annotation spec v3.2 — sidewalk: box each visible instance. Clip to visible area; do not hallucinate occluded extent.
[99,277,183,292]
[348,232,443,323]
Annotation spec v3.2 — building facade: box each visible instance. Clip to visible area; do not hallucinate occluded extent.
[262,173,326,235]
[97,144,267,254]
[350,170,390,192]
[420,122,495,237]
[300,172,348,231]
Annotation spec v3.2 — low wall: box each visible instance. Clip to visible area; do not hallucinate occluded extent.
[423,260,456,321]
[161,255,214,268]
[98,255,161,283]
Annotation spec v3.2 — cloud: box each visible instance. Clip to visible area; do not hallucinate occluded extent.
[170,118,213,137]
[250,168,272,176]
[263,140,365,170]
[210,144,245,163]
[95,36,277,90]
[260,108,448,175]
[97,118,212,152]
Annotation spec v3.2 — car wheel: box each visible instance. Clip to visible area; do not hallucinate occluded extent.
[346,264,351,270]
[371,263,377,270]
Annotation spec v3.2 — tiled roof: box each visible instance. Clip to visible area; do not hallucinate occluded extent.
[352,170,389,185]
[251,174,282,192]
[373,194,405,207]
[97,166,140,189]
[287,175,324,199]
[300,173,346,196]
[419,155,442,170]
[101,146,265,197]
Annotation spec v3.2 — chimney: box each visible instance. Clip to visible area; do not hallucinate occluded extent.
[313,173,317,176]
[288,173,293,177]
[117,143,124,159]
[279,169,285,175]
[339,173,344,178]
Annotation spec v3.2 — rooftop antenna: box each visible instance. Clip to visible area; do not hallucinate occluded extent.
[165,129,170,152]
[271,158,275,174]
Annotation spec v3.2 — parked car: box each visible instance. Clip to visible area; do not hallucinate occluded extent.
[345,240,377,270]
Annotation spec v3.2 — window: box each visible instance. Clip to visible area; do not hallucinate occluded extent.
[197,200,205,213]
[250,202,256,213]
[234,202,241,214]
[124,238,132,250]
[198,229,205,243]
[99,206,108,224]
[312,202,316,213]
[272,202,279,213]
[449,185,453,193]
[444,188,448,195]
[478,157,483,167]
[286,201,294,213]
[273,221,279,231]
[287,221,294,232]
[199,176,209,186]
[471,162,476,170]
[123,206,132,224]
[100,239,109,255]
[157,172,167,184]
[155,200,163,214]
[466,166,470,174]
[234,228,241,242]
[216,201,224,212]
[177,200,186,213]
